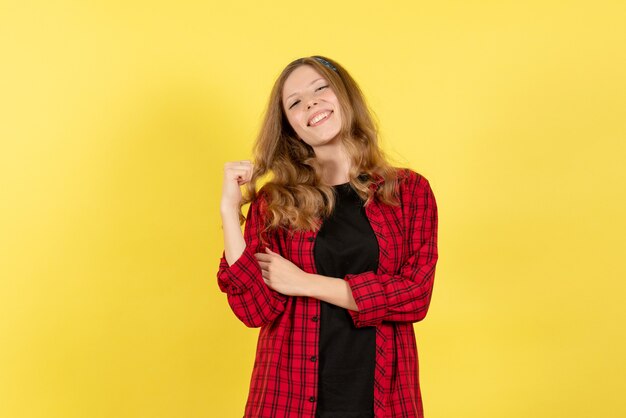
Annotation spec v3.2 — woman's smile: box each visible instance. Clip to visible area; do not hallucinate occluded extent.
[308,110,333,127]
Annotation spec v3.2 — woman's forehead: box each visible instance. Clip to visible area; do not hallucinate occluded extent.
[282,65,326,99]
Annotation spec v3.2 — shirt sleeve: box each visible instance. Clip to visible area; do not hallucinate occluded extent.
[216,193,288,328]
[344,171,438,328]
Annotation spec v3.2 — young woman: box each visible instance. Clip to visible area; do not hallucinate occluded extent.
[217,55,438,418]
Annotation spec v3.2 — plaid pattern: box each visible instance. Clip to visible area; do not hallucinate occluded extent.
[217,168,439,418]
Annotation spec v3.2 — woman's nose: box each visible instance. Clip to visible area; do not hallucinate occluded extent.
[306,99,318,109]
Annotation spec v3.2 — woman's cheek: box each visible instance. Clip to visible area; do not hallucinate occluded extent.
[293,114,304,130]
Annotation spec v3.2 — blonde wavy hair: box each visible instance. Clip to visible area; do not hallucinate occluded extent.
[240,55,405,234]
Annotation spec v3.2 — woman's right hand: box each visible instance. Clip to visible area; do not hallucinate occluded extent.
[221,160,254,213]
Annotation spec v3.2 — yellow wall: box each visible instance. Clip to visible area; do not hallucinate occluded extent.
[1,1,625,417]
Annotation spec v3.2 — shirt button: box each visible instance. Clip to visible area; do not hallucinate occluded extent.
[309,396,316,402]
[307,237,314,242]
[311,316,318,322]
[310,356,317,362]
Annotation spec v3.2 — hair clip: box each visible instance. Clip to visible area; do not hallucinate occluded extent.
[313,56,337,72]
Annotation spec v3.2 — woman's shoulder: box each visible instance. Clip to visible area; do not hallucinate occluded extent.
[243,188,271,223]
[391,168,436,209]
[393,167,432,190]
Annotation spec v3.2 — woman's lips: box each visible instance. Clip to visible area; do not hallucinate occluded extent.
[308,110,333,127]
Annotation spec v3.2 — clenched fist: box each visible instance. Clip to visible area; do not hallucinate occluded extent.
[221,160,254,213]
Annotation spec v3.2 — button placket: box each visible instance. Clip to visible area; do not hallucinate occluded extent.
[305,229,319,410]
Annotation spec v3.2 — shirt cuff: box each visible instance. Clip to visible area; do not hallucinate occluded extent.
[344,271,387,327]
[218,246,261,295]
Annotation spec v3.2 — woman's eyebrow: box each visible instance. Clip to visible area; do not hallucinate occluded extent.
[284,78,325,101]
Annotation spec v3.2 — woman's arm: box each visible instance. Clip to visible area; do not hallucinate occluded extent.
[220,160,250,266]
[343,171,438,328]
[254,248,359,311]
[306,273,358,311]
[221,205,246,266]
[217,193,288,328]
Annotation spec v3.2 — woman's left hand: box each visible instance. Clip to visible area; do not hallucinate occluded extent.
[254,248,312,297]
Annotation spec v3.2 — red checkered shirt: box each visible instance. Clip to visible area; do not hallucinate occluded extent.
[217,168,439,418]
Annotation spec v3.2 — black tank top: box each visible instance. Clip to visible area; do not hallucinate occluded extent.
[313,182,379,418]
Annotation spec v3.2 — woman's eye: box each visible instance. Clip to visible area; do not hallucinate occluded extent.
[316,85,328,91]
[289,100,300,109]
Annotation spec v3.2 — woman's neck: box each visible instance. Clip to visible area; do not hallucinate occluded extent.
[312,140,351,185]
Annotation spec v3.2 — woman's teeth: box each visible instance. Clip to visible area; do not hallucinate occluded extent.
[309,111,331,126]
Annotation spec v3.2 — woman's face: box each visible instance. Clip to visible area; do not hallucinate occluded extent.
[281,65,343,149]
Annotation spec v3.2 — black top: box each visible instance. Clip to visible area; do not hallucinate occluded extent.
[313,182,379,418]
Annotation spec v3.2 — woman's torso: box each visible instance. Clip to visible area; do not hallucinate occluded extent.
[313,182,378,418]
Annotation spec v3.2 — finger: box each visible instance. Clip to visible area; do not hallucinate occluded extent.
[255,253,271,262]
[224,162,253,179]
[224,162,254,175]
[225,168,252,186]
[239,162,254,183]
[265,248,282,258]
[225,168,249,182]
[224,160,252,167]
[244,165,254,183]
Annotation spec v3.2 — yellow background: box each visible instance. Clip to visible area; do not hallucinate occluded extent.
[1,1,625,417]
